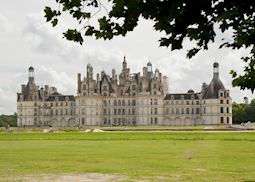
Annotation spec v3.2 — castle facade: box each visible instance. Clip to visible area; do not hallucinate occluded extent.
[17,57,232,127]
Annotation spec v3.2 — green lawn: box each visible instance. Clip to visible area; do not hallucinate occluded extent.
[0,132,255,181]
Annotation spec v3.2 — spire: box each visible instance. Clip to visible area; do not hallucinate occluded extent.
[124,54,126,63]
[122,54,127,70]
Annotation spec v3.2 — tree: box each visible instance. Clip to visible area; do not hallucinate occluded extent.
[244,99,255,122]
[232,99,255,123]
[44,0,255,92]
[0,114,17,127]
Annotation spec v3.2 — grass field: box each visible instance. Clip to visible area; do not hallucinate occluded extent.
[0,131,255,181]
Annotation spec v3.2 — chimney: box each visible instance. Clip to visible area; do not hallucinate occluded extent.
[77,73,81,94]
[21,84,25,93]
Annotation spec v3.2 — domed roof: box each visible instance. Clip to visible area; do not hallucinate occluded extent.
[187,89,194,93]
[155,68,159,72]
[29,66,34,72]
[147,62,152,66]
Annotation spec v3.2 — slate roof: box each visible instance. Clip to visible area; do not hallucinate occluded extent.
[202,76,225,99]
[22,81,41,101]
[164,93,199,100]
[46,94,75,102]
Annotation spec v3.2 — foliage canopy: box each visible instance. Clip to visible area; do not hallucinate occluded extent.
[232,98,255,124]
[44,0,255,92]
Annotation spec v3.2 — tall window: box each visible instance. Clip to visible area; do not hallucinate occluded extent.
[186,108,189,114]
[176,108,179,114]
[220,117,224,123]
[196,108,200,114]
[220,107,224,113]
[132,100,136,106]
[181,108,184,114]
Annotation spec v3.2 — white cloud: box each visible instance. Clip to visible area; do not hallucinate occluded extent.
[0,13,13,33]
[39,66,76,95]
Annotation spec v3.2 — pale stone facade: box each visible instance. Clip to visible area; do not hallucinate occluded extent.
[17,58,232,127]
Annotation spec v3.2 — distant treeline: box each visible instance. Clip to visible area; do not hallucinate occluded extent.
[233,99,255,124]
[0,114,17,127]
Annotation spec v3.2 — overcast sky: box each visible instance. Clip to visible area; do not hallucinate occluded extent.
[0,0,254,114]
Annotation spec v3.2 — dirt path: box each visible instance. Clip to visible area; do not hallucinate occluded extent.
[8,173,126,182]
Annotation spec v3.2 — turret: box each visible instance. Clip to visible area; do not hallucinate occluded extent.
[28,66,34,82]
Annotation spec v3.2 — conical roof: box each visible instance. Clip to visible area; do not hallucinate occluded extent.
[202,62,225,99]
[203,77,225,99]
